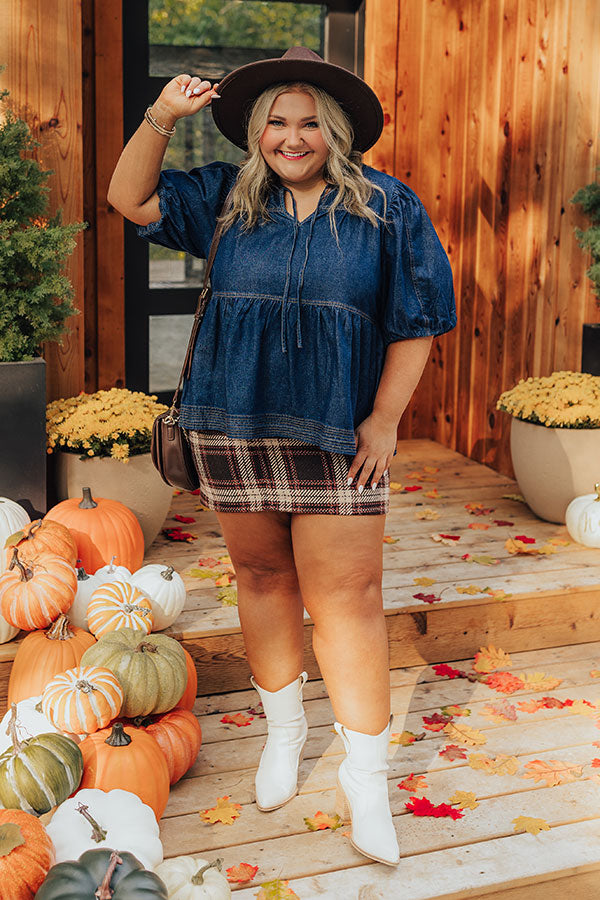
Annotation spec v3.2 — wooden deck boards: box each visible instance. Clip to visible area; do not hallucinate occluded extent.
[160,640,600,898]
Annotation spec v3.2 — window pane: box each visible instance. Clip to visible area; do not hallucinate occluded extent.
[149,314,194,393]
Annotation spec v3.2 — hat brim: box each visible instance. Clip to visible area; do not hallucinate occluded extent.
[211,57,384,153]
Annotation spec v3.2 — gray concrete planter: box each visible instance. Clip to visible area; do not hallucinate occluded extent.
[0,357,47,517]
[510,416,600,523]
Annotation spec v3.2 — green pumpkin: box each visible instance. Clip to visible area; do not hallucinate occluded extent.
[36,848,168,899]
[0,731,83,816]
[80,627,187,717]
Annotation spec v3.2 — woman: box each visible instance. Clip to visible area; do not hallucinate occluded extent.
[108,46,456,868]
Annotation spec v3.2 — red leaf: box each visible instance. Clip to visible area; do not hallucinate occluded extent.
[226,863,259,883]
[515,534,536,543]
[592,758,600,768]
[162,527,197,542]
[174,514,196,524]
[197,556,219,567]
[413,592,442,603]
[439,744,468,760]
[439,533,461,541]
[404,485,423,492]
[405,796,464,819]
[433,663,464,679]
[493,520,514,526]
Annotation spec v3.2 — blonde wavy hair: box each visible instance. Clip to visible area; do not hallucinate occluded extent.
[219,81,386,238]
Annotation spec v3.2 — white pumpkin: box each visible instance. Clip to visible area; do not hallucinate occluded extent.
[0,696,59,754]
[0,498,30,573]
[94,555,132,582]
[0,612,19,645]
[130,564,186,630]
[565,482,600,547]
[154,856,231,899]
[46,787,163,870]
[68,567,103,631]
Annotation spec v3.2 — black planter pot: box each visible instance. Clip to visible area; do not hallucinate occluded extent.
[0,357,47,517]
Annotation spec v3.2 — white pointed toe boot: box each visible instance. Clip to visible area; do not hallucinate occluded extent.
[333,713,400,866]
[250,670,309,811]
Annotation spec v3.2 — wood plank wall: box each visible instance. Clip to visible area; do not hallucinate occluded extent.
[364,0,600,478]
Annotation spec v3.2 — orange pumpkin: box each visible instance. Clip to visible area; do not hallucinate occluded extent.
[5,518,77,568]
[0,551,77,632]
[0,808,55,898]
[8,613,96,706]
[143,707,202,784]
[176,647,198,711]
[41,664,123,734]
[78,721,170,821]
[87,581,153,638]
[45,487,144,574]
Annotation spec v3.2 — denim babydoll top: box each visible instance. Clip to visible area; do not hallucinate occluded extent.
[135,161,457,457]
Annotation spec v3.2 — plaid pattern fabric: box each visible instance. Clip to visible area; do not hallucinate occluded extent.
[184,429,389,515]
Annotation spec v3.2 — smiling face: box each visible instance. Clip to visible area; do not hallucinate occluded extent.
[259,89,329,189]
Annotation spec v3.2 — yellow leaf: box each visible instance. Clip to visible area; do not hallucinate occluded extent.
[390,730,424,746]
[485,588,513,601]
[591,670,600,678]
[516,671,562,691]
[423,466,439,473]
[502,493,527,503]
[447,790,478,810]
[468,523,490,530]
[570,699,599,718]
[443,722,487,746]
[199,796,242,825]
[521,759,584,787]
[256,878,300,899]
[415,507,441,520]
[216,586,238,607]
[512,815,551,836]
[304,810,344,831]
[473,644,512,673]
[218,555,232,564]
[548,537,570,545]
[441,704,471,717]
[467,753,520,775]
[187,568,216,579]
[430,533,459,545]
[214,574,231,586]
[414,576,436,586]
[456,584,487,595]
[424,489,441,498]
[390,481,403,491]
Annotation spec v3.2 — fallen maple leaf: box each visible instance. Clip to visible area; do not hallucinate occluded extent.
[512,815,551,835]
[443,722,487,746]
[438,533,461,541]
[415,507,441,520]
[485,588,513,601]
[214,574,231,587]
[413,592,442,603]
[390,730,427,745]
[439,744,468,760]
[480,700,518,723]
[162,527,197,542]
[414,576,436,586]
[468,753,520,776]
[404,485,422,492]
[591,670,600,678]
[423,712,453,731]
[591,758,600,768]
[221,712,253,727]
[548,537,570,545]
[390,481,403,491]
[456,584,489,595]
[226,862,259,883]
[473,644,513,673]
[467,554,500,566]
[468,523,490,530]
[433,663,464,679]
[173,514,196,524]
[447,790,478,810]
[424,489,440,498]
[521,759,584,787]
[187,568,216,579]
[516,698,547,713]
[502,493,527,503]
[397,773,428,792]
[484,671,525,694]
[493,519,514,526]
[440,704,471,717]
[423,465,439,473]
[431,533,460,545]
[198,556,219,567]
[383,535,399,543]
[516,671,563,692]
[216,586,238,606]
[200,796,242,825]
[304,810,343,831]
[256,878,300,899]
[405,796,464,819]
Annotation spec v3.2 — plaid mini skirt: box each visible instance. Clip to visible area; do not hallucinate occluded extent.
[184,429,389,515]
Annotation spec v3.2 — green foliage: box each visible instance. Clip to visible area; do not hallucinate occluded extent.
[149,0,324,50]
[571,164,600,306]
[0,74,88,362]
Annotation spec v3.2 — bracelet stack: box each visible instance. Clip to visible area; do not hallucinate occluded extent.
[144,106,176,137]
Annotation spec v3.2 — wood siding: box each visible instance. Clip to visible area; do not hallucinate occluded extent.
[364,0,600,477]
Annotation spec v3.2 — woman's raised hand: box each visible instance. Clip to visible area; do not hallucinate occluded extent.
[156,74,221,121]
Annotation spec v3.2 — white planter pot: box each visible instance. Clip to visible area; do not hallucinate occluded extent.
[55,452,173,549]
[510,417,600,523]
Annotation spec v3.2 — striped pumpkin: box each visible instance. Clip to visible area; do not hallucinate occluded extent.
[0,706,83,815]
[41,665,124,734]
[86,581,153,638]
[0,551,77,631]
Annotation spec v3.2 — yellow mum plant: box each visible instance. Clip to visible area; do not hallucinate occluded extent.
[46,388,168,462]
[496,371,600,428]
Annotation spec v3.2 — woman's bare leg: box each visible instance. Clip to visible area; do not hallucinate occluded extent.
[290,512,389,735]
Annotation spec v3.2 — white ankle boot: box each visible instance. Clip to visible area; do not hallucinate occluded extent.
[333,713,400,866]
[250,671,309,811]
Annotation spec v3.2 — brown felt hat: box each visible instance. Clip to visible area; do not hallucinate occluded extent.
[211,46,384,153]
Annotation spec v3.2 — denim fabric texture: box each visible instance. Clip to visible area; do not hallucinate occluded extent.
[135,161,457,456]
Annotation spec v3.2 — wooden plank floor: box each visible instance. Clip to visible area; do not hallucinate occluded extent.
[162,639,600,898]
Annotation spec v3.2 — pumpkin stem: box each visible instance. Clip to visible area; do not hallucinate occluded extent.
[28,519,43,536]
[122,603,151,616]
[135,641,158,654]
[76,802,107,843]
[79,487,98,509]
[106,555,117,573]
[595,482,600,500]
[95,850,123,899]
[160,566,175,581]
[7,704,23,755]
[7,548,33,582]
[77,566,91,581]
[46,613,74,641]
[104,722,132,747]
[191,858,224,885]
[75,679,97,693]
[131,714,154,728]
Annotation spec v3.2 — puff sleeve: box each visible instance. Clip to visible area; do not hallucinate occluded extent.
[134,160,239,259]
[381,184,457,345]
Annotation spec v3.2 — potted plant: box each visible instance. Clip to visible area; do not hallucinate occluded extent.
[571,164,600,374]
[0,74,87,516]
[46,387,172,547]
[496,371,600,523]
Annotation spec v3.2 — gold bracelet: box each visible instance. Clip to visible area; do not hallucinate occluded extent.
[144,106,176,137]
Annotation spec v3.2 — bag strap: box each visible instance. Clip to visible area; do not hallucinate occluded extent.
[167,187,235,416]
